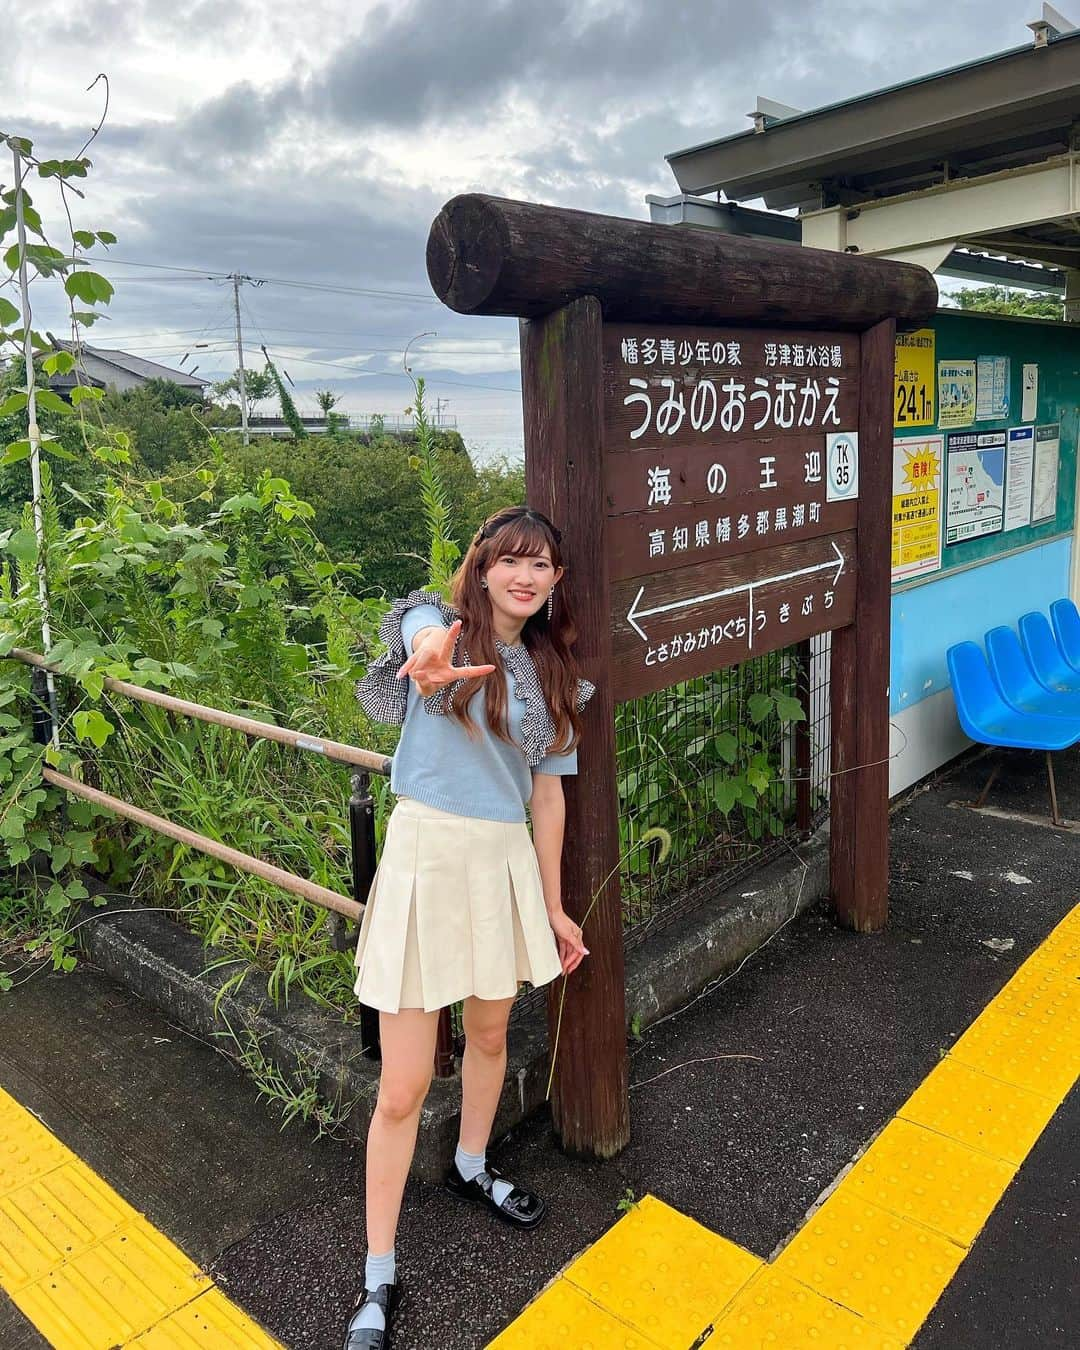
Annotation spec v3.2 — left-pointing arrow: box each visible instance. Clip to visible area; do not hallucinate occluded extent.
[625,541,848,643]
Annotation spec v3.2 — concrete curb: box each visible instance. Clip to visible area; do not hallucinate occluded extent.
[74,829,828,1183]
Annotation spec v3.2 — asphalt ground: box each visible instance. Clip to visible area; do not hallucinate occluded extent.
[0,742,1077,1348]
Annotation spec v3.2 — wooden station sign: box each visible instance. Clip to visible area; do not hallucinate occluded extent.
[426,191,939,1162]
[604,324,860,699]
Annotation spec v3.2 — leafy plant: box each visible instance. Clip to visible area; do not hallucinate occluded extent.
[951,285,1061,321]
[213,1013,362,1139]
[407,377,461,595]
[616,1186,637,1214]
[262,348,306,439]
[615,653,813,923]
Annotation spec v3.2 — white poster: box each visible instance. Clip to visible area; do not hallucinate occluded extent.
[1032,423,1060,524]
[1021,363,1039,422]
[976,355,1010,420]
[946,430,1005,544]
[1004,425,1035,531]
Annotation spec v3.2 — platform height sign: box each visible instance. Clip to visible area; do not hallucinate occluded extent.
[427,192,938,1165]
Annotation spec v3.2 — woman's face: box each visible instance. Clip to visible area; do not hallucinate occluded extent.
[483,545,564,625]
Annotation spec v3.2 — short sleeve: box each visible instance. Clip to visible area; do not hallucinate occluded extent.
[400,603,449,654]
[533,745,578,776]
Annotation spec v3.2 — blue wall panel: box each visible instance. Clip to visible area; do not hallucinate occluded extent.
[889,537,1073,715]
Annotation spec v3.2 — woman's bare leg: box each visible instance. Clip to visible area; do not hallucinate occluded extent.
[365,1006,441,1252]
[458,994,516,1154]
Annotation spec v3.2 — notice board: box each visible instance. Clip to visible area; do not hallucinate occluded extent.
[892,309,1079,588]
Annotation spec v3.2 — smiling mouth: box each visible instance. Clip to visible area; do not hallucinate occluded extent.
[509,591,535,600]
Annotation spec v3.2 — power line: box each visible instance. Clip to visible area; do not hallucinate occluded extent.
[70,324,512,348]
[82,254,440,304]
[114,336,519,360]
[101,339,520,394]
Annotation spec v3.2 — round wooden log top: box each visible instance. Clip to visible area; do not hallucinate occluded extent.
[427,194,939,329]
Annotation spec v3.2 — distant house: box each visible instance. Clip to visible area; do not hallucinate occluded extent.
[45,336,209,399]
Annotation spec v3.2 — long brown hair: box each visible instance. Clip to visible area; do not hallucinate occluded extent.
[447,506,584,754]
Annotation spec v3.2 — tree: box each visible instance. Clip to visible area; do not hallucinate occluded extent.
[97,382,210,473]
[141,377,205,410]
[951,285,1062,321]
[315,387,348,434]
[208,426,523,597]
[211,366,273,411]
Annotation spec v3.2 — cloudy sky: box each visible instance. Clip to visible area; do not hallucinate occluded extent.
[5,0,1039,456]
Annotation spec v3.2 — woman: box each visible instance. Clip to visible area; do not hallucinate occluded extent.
[343,505,594,1350]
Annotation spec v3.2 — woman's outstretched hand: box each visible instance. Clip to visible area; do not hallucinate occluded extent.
[396,619,496,698]
[549,909,589,976]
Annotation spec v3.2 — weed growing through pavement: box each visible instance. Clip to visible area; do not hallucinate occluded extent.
[213,1012,363,1140]
[616,1186,637,1214]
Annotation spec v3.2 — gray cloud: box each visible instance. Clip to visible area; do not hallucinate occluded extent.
[1,0,1043,455]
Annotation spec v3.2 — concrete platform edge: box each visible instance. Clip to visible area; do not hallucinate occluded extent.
[71,830,829,1183]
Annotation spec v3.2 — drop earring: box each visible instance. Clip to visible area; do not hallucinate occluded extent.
[547,587,554,619]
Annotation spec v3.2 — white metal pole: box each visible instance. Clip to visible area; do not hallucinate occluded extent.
[11,146,60,749]
[232,273,250,445]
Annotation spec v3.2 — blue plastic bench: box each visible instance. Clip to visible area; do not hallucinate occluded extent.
[1050,597,1080,674]
[946,639,1080,826]
[1018,611,1080,696]
[985,625,1080,719]
[947,642,1080,750]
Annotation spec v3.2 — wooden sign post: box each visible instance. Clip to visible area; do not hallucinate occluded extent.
[427,196,937,1159]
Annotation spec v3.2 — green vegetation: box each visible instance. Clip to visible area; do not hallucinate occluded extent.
[951,285,1062,321]
[0,123,809,1076]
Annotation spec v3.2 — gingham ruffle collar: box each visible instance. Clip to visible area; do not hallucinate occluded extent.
[355,588,595,766]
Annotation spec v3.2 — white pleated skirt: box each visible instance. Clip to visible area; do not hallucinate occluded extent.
[352,796,564,1014]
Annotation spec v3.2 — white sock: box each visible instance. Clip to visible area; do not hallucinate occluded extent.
[455,1143,514,1206]
[350,1247,395,1334]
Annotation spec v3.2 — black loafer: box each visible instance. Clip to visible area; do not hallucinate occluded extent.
[444,1160,547,1229]
[342,1280,401,1350]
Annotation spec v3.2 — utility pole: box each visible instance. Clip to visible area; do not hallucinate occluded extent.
[230,273,250,445]
[435,396,450,426]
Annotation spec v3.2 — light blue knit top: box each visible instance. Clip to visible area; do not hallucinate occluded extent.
[389,604,578,823]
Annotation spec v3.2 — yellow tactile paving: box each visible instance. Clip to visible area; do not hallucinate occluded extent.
[841,1117,1016,1246]
[898,1057,1061,1164]
[488,902,1080,1349]
[710,1267,905,1349]
[562,1194,761,1348]
[0,1086,284,1348]
[772,1189,967,1341]
[0,1095,77,1198]
[486,1274,666,1348]
[949,981,1078,1100]
[129,1286,285,1348]
[986,948,1079,1021]
[0,1160,136,1291]
[11,1222,210,1349]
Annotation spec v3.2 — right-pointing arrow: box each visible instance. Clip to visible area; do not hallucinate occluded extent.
[830,539,845,588]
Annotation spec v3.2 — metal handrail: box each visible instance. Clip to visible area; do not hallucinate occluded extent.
[4,646,391,926]
[7,647,444,1071]
[42,767,362,921]
[8,648,392,775]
